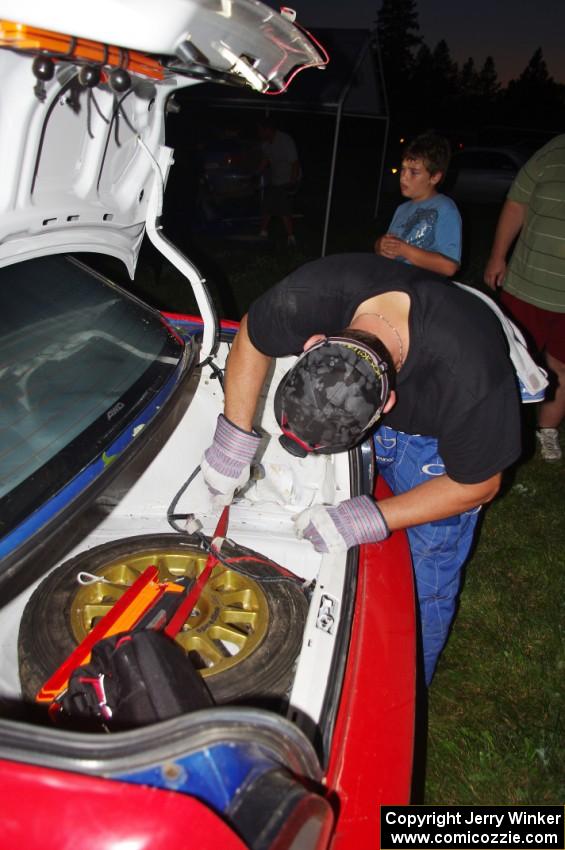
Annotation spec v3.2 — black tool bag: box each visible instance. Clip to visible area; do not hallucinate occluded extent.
[60,629,214,730]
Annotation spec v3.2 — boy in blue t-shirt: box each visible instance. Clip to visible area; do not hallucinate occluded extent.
[375,133,462,277]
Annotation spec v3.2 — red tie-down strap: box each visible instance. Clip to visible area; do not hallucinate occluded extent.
[164,506,230,639]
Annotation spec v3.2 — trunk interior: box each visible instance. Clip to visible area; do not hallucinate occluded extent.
[0,334,364,775]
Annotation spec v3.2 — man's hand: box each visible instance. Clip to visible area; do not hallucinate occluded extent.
[483,199,526,291]
[201,414,261,506]
[484,256,507,290]
[294,496,390,553]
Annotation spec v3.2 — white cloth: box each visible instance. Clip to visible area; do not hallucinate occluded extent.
[454,281,548,402]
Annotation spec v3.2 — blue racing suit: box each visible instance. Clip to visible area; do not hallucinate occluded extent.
[374,425,481,685]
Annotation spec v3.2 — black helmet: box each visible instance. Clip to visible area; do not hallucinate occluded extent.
[274,336,390,457]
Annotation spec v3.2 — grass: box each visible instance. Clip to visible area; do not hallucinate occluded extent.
[113,183,564,806]
[426,444,565,804]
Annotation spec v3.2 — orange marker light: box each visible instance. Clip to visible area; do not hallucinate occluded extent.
[0,20,165,80]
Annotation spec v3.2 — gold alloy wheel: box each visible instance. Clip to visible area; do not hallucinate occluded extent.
[69,548,270,678]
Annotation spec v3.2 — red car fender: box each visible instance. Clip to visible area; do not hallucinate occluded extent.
[0,759,248,850]
[325,476,416,849]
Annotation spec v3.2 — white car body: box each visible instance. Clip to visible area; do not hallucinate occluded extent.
[0,6,415,848]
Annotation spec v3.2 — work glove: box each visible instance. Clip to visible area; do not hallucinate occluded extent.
[201,414,261,506]
[294,495,390,554]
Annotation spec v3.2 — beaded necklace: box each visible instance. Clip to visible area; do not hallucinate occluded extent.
[372,312,405,370]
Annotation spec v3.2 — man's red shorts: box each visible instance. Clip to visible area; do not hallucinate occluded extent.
[501,290,565,364]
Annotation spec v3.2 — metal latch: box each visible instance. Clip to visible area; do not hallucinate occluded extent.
[316,594,337,634]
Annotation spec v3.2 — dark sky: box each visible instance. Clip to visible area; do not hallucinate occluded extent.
[283,0,565,85]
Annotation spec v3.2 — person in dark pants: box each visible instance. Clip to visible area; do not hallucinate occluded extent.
[257,119,300,247]
[201,254,522,684]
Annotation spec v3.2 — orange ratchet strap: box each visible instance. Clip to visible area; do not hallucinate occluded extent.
[36,507,230,705]
[36,565,183,704]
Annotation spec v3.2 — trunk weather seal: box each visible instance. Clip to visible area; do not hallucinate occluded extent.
[317,443,365,766]
[0,707,321,781]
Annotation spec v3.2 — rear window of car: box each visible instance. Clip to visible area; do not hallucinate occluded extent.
[0,255,185,535]
[454,151,518,171]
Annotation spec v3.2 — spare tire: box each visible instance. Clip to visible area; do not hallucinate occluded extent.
[18,534,308,707]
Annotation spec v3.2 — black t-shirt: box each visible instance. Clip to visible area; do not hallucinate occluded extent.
[247,254,521,484]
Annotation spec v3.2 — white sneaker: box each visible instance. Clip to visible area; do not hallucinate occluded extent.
[536,428,562,462]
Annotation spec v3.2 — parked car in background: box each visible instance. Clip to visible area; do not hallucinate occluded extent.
[0,2,416,849]
[444,146,528,204]
[197,128,263,223]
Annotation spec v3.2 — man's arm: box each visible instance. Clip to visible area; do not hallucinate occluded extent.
[200,315,271,505]
[484,199,526,289]
[224,314,272,431]
[295,472,501,553]
[376,234,459,276]
[377,472,501,531]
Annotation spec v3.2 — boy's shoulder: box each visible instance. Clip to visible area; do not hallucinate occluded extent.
[390,194,460,226]
[394,193,454,212]
[412,193,461,221]
[415,192,458,211]
[431,192,458,207]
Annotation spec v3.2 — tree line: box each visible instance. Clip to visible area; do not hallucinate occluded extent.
[375,0,565,140]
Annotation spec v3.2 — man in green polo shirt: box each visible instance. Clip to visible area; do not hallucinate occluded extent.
[484,134,565,462]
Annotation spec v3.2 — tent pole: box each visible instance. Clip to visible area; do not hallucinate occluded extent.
[373,29,390,218]
[375,114,390,217]
[322,100,343,257]
[322,37,372,256]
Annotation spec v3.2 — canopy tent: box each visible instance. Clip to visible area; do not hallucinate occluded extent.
[177,28,388,254]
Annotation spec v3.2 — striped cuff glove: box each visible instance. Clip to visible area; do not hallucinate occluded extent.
[201,414,261,506]
[294,496,390,554]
